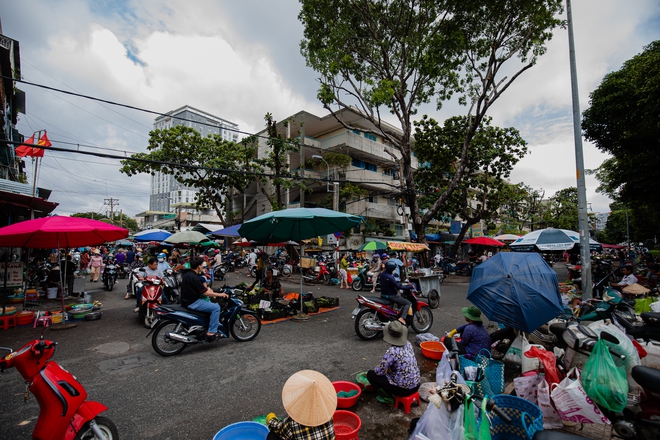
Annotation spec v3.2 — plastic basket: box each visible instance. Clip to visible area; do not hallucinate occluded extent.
[333,381,361,408]
[213,421,268,440]
[333,410,361,440]
[301,257,316,268]
[487,395,543,440]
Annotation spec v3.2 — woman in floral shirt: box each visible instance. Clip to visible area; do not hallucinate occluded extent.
[366,320,420,397]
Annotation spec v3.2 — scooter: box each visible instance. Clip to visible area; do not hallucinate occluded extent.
[301,261,331,285]
[138,275,165,329]
[441,257,472,276]
[147,286,261,356]
[162,269,181,304]
[102,262,118,291]
[352,286,433,340]
[0,335,118,439]
[351,266,381,292]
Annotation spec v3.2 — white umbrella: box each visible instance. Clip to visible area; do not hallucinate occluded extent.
[494,234,522,242]
[510,228,601,252]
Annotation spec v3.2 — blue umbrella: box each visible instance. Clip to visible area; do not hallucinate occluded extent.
[467,252,564,333]
[209,224,242,238]
[133,229,172,242]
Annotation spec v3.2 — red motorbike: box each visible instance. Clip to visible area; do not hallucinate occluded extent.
[351,286,433,340]
[301,261,332,285]
[138,275,164,328]
[0,336,118,439]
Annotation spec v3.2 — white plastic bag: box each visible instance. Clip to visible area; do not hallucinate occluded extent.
[550,367,611,425]
[513,372,542,404]
[537,379,563,429]
[436,350,453,386]
[588,320,640,386]
[409,398,465,440]
[522,334,543,373]
[503,334,522,364]
[416,332,440,345]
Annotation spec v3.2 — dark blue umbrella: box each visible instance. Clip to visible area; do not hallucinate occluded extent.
[133,229,172,242]
[467,252,564,333]
[209,224,242,238]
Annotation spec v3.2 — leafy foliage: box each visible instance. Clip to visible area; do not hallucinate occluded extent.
[72,212,138,232]
[299,0,564,241]
[119,125,256,226]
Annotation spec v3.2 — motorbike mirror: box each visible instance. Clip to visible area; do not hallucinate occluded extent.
[600,331,620,345]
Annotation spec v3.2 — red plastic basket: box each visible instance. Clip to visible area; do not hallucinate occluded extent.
[333,381,361,408]
[333,410,361,440]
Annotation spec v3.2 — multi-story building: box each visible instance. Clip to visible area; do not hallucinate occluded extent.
[144,105,239,229]
[229,109,423,246]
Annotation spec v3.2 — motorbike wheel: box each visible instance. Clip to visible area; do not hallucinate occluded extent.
[411,307,434,334]
[78,416,119,440]
[321,273,331,285]
[354,309,382,341]
[351,278,363,291]
[427,289,440,309]
[143,308,157,329]
[249,266,256,277]
[222,263,233,273]
[281,266,291,277]
[152,321,187,356]
[230,314,262,341]
[107,277,115,291]
[437,273,445,285]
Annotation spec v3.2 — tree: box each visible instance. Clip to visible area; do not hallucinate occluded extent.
[541,187,579,231]
[72,212,138,232]
[414,115,528,255]
[119,125,256,226]
[299,0,563,242]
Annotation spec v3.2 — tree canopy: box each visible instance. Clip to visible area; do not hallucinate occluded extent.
[299,0,563,241]
[72,212,138,232]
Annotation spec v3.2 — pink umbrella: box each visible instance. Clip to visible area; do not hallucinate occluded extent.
[0,216,128,248]
[463,237,507,247]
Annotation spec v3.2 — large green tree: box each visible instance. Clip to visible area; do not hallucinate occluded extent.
[119,126,256,226]
[299,0,563,241]
[541,187,579,231]
[582,40,660,242]
[414,115,528,254]
[72,212,138,232]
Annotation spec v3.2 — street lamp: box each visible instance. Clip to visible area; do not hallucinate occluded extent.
[311,155,330,192]
[312,155,339,211]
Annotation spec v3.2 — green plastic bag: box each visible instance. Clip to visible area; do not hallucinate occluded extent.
[478,398,492,440]
[582,338,628,412]
[635,297,657,314]
[464,396,491,440]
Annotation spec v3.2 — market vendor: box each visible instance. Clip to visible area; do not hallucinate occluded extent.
[447,306,490,359]
[261,268,284,301]
[610,264,638,291]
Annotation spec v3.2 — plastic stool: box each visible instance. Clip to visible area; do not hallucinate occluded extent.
[0,315,17,330]
[33,312,52,328]
[394,391,421,413]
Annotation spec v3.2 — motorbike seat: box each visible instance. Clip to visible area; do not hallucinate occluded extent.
[549,321,568,339]
[366,296,392,305]
[163,304,211,318]
[640,312,660,327]
[632,365,660,394]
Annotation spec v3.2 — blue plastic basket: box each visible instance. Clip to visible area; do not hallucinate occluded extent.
[213,421,268,440]
[487,395,543,440]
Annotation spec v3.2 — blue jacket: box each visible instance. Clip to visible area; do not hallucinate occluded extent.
[380,271,412,297]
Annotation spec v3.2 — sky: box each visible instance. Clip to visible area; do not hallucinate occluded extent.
[3,0,660,220]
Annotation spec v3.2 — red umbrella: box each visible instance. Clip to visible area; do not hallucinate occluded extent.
[0,216,128,248]
[463,237,507,247]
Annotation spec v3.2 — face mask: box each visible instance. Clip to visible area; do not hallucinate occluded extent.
[158,258,164,262]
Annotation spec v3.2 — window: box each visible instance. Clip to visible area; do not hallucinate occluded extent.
[352,158,377,172]
[364,133,377,142]
[394,224,404,236]
[352,129,361,135]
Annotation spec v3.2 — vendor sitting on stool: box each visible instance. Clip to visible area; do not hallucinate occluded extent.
[266,370,336,440]
[262,268,284,301]
[447,306,491,359]
[367,320,420,399]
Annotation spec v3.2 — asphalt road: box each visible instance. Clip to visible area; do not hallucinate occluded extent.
[0,268,477,440]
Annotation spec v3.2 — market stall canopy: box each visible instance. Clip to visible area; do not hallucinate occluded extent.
[463,237,507,247]
[601,243,626,250]
[133,229,172,242]
[210,224,242,238]
[387,241,430,252]
[358,240,387,252]
[164,230,212,245]
[509,228,602,252]
[238,208,362,243]
[192,223,223,234]
[0,216,129,248]
[304,247,323,253]
[467,252,564,333]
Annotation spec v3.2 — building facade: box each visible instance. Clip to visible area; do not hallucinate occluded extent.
[149,105,239,213]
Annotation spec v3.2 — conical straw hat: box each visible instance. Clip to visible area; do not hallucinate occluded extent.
[281,370,337,427]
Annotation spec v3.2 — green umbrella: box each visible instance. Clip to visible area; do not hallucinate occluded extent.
[357,240,387,252]
[238,208,362,242]
[164,230,212,245]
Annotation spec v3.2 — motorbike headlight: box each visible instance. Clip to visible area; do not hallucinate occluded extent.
[152,279,161,285]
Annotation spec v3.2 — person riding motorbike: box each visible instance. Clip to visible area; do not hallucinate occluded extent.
[380,260,412,325]
[133,257,165,313]
[180,257,228,341]
[157,252,171,273]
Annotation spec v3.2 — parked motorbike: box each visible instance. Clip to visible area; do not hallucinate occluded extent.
[162,269,181,304]
[0,336,118,439]
[269,257,292,277]
[30,261,51,288]
[138,275,165,328]
[351,266,380,292]
[301,261,331,285]
[352,286,433,340]
[102,262,118,291]
[441,257,472,276]
[147,286,261,356]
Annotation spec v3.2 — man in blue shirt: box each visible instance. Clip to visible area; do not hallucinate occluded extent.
[380,261,413,325]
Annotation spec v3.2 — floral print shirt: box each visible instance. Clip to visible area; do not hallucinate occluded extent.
[374,341,420,389]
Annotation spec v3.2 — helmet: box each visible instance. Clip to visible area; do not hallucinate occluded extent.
[162,249,168,254]
[385,261,397,273]
[157,253,166,260]
[215,249,220,254]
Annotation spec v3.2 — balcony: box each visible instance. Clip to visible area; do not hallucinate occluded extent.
[346,200,400,221]
[345,168,397,190]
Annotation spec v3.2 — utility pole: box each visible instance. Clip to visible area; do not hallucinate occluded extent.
[299,115,305,208]
[104,198,119,225]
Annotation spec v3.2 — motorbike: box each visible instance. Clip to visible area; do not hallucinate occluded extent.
[162,268,181,304]
[352,286,433,340]
[351,266,380,292]
[441,257,472,276]
[549,319,660,439]
[147,285,261,356]
[137,275,165,329]
[116,263,129,279]
[0,335,118,439]
[102,262,118,291]
[30,261,51,288]
[301,261,331,285]
[269,257,292,277]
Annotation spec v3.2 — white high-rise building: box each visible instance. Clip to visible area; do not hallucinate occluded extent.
[149,105,239,213]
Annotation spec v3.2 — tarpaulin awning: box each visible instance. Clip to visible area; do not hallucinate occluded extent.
[387,241,430,252]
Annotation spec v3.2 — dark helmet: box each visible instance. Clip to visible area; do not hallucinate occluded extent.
[385,261,397,273]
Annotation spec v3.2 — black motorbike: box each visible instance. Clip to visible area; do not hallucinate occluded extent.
[162,269,181,304]
[351,266,380,292]
[102,263,118,291]
[147,286,261,356]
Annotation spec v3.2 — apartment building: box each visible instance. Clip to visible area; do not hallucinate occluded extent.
[230,109,419,244]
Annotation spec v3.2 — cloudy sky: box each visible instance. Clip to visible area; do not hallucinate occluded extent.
[4,1,660,219]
